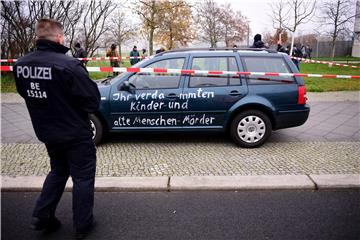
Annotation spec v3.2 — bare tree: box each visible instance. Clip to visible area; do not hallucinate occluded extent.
[271,0,316,55]
[320,0,357,59]
[155,0,195,50]
[1,0,85,57]
[80,0,116,57]
[110,11,138,57]
[134,0,187,54]
[270,0,289,43]
[263,29,289,46]
[134,0,160,55]
[1,1,36,56]
[221,4,248,47]
[195,0,224,47]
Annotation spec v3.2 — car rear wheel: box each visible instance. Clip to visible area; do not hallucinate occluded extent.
[89,114,103,145]
[230,110,272,148]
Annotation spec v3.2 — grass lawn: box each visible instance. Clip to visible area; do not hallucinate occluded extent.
[312,56,360,62]
[1,59,359,93]
[300,62,360,92]
[1,73,17,92]
[87,60,132,80]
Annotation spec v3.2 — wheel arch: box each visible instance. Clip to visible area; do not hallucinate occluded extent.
[92,111,109,133]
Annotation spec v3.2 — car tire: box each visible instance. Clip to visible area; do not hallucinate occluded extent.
[89,114,103,145]
[230,110,272,148]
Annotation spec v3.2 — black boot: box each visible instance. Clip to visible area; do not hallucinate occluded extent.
[75,220,96,240]
[30,217,61,232]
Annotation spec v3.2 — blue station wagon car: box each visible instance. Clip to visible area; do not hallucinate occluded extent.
[90,48,310,147]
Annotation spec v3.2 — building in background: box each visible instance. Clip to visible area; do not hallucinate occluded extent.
[352,0,360,57]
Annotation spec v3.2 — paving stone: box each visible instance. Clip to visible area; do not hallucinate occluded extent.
[1,142,359,177]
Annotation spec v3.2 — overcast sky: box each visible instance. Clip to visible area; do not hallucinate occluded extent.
[207,0,357,37]
[120,0,358,50]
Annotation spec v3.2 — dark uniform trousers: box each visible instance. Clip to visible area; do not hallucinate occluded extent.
[33,139,96,231]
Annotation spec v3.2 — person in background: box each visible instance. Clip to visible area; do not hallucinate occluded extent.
[233,44,238,48]
[301,44,307,58]
[306,44,312,59]
[250,34,267,48]
[155,47,166,54]
[73,42,88,66]
[130,45,140,65]
[106,44,119,76]
[277,40,303,70]
[142,48,147,56]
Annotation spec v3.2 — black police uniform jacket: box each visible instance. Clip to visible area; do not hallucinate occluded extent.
[13,39,100,144]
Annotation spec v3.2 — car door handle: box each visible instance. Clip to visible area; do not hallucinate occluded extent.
[229,90,242,96]
[166,93,178,98]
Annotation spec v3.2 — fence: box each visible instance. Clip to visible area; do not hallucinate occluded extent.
[312,41,353,58]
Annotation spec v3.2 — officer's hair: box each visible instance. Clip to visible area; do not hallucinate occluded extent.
[35,18,64,40]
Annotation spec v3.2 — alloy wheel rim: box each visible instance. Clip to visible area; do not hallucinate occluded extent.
[90,120,96,140]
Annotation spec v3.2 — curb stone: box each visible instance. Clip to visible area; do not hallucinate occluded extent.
[1,176,168,192]
[2,174,359,192]
[309,174,360,189]
[170,175,315,190]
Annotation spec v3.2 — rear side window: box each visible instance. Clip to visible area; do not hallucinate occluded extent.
[189,57,240,87]
[242,57,294,84]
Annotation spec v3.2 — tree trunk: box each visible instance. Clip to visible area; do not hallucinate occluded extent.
[330,40,336,60]
[149,28,154,55]
[290,31,295,56]
[119,43,122,66]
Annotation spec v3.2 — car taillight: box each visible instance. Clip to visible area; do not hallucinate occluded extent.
[298,86,307,105]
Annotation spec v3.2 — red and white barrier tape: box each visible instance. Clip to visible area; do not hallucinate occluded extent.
[2,56,358,69]
[0,56,148,63]
[291,57,360,69]
[1,65,360,79]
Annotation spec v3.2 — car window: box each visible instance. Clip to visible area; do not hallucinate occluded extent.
[189,57,240,88]
[128,58,185,89]
[242,57,294,84]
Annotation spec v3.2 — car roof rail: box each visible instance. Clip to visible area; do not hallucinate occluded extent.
[155,47,278,56]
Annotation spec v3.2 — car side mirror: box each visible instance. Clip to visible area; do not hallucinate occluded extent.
[118,81,134,94]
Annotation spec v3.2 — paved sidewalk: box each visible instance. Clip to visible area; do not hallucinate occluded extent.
[1,92,359,178]
[2,142,359,176]
[1,98,360,144]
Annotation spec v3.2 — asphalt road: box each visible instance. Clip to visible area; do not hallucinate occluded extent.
[2,190,360,240]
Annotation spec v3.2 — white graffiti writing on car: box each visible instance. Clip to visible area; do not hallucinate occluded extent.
[179,88,215,100]
[113,114,216,127]
[182,114,215,125]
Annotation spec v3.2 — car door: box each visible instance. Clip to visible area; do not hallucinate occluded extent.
[109,57,187,130]
[181,53,248,128]
[240,56,299,110]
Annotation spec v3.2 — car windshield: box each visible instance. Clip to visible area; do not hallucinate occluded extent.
[109,56,154,84]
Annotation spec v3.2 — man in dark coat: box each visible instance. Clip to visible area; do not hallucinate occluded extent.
[13,18,100,239]
[250,34,266,48]
[277,41,303,70]
[106,44,120,76]
[130,45,140,65]
[73,42,88,65]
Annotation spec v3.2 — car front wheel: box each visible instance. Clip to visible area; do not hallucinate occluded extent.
[230,110,272,148]
[89,114,103,145]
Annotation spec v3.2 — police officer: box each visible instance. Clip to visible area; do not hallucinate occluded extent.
[13,18,100,239]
